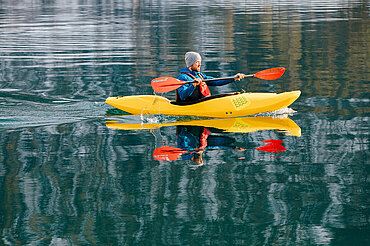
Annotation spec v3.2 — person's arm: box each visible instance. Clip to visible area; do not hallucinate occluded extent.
[206,78,234,86]
[202,73,233,86]
[177,83,196,100]
[204,73,245,86]
[177,73,197,100]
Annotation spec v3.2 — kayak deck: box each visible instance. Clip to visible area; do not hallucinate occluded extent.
[171,92,238,105]
[106,90,301,118]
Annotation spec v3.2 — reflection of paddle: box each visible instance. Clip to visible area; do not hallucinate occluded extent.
[153,146,187,161]
[256,139,286,153]
[151,67,285,93]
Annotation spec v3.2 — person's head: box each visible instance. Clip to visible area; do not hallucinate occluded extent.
[191,151,204,165]
[185,51,202,72]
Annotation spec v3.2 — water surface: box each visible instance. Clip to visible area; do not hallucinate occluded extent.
[0,0,369,245]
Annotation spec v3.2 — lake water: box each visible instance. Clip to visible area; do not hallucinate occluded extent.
[0,0,369,245]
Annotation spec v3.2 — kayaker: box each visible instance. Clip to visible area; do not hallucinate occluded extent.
[177,125,210,165]
[176,125,245,164]
[176,51,246,102]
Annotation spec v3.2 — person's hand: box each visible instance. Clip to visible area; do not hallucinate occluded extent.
[234,73,246,81]
[193,78,203,87]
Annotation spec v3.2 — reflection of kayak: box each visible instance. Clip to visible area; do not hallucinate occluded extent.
[105,91,301,118]
[106,116,301,137]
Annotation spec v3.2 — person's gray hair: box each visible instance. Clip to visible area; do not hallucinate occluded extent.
[185,52,202,67]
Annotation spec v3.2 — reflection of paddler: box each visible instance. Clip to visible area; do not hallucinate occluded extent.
[177,126,210,150]
[176,126,245,164]
[177,126,210,164]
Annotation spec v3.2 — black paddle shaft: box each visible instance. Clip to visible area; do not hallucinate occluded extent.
[185,74,253,84]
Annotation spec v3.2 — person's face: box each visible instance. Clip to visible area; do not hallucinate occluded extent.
[190,60,201,72]
[191,151,204,165]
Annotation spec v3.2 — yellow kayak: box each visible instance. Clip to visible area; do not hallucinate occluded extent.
[105,91,301,118]
[106,116,301,137]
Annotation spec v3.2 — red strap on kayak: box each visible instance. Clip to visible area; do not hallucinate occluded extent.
[181,72,211,97]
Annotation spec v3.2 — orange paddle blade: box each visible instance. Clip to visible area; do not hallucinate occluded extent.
[151,77,186,93]
[153,146,187,161]
[256,139,287,153]
[254,67,285,80]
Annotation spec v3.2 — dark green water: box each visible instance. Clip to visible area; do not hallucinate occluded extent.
[0,1,369,245]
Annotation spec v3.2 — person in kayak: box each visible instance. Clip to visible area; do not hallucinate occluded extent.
[176,51,246,102]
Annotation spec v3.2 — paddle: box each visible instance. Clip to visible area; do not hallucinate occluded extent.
[256,139,287,153]
[153,146,188,161]
[151,67,285,93]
